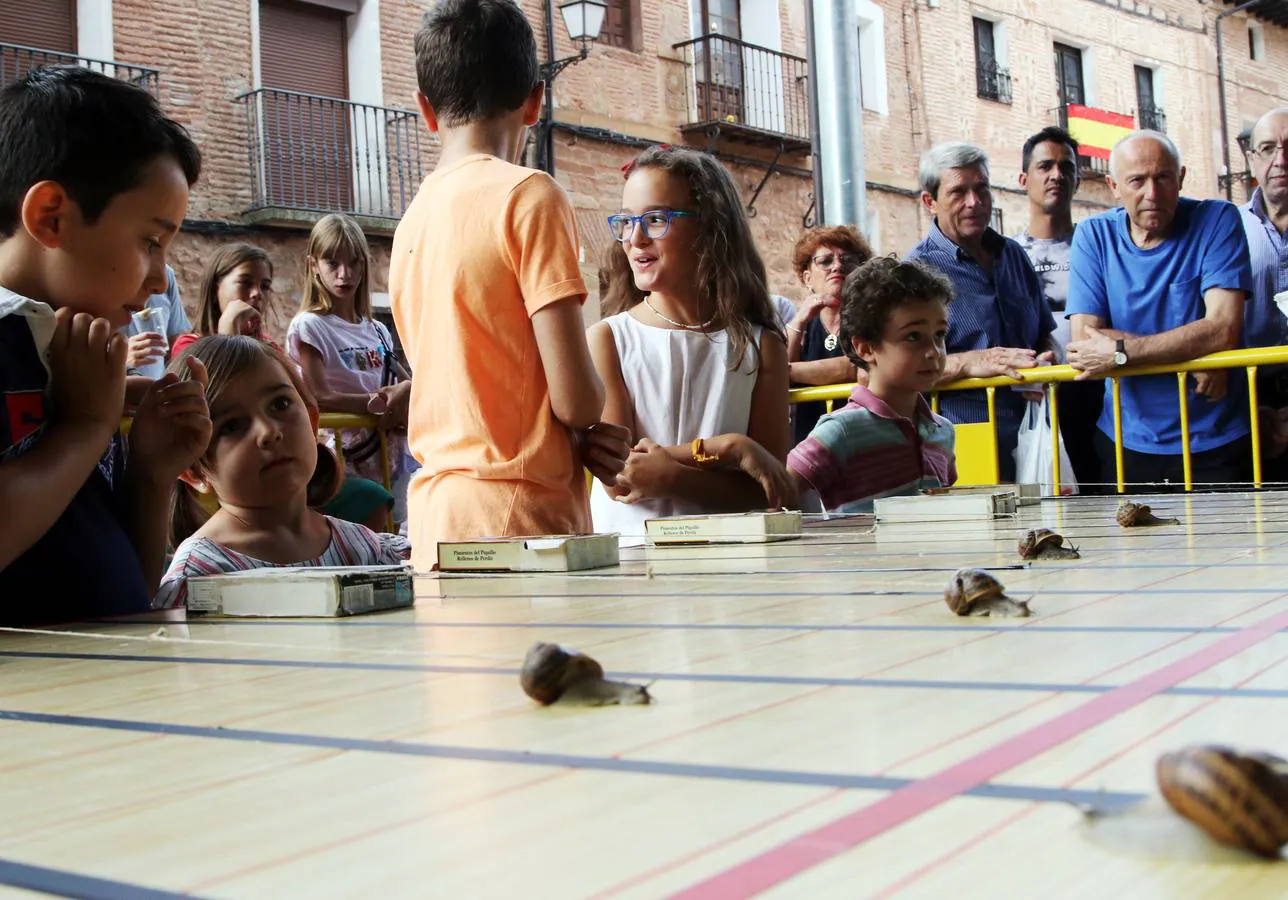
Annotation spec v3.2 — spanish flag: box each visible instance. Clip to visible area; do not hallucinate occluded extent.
[1066,104,1135,160]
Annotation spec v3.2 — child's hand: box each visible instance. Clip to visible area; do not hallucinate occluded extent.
[49,308,128,439]
[578,422,631,486]
[612,438,677,504]
[720,434,797,509]
[128,357,212,484]
[217,300,262,337]
[126,331,168,369]
[373,381,412,430]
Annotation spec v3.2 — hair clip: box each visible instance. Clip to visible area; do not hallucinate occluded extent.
[621,143,676,179]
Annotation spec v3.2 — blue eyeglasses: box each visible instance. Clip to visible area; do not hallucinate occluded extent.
[607,209,696,241]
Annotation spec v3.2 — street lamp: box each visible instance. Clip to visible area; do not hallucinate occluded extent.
[539,0,606,175]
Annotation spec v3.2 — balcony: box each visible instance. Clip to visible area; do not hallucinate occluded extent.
[0,42,158,95]
[237,88,429,230]
[976,60,1012,104]
[1138,105,1167,133]
[672,34,810,153]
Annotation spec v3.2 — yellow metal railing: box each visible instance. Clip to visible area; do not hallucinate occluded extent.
[787,346,1288,495]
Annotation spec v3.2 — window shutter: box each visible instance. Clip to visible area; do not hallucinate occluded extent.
[0,0,76,54]
[259,0,348,99]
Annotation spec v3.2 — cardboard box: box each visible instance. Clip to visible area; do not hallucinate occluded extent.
[874,491,1019,523]
[645,510,803,545]
[187,566,414,617]
[436,534,620,572]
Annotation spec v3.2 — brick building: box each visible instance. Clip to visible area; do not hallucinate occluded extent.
[2,0,1287,337]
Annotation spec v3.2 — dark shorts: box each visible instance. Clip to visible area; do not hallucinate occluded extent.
[1094,431,1252,493]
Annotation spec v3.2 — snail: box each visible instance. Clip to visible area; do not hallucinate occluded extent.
[1116,501,1181,527]
[519,642,652,707]
[943,568,1031,617]
[1157,745,1288,859]
[1017,528,1080,560]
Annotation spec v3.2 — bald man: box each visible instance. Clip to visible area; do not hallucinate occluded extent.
[1065,130,1252,490]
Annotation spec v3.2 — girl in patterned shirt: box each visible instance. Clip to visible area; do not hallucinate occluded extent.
[155,335,408,609]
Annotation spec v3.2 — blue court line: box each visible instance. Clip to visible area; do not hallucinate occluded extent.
[0,858,195,900]
[0,708,1145,812]
[7,650,1288,700]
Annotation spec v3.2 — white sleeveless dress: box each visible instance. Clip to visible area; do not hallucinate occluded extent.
[590,312,764,536]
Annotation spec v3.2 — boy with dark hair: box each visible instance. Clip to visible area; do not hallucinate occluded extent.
[785,257,958,513]
[392,0,629,569]
[0,66,211,623]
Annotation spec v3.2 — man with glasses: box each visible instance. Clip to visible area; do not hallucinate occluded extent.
[907,141,1056,481]
[1238,109,1288,474]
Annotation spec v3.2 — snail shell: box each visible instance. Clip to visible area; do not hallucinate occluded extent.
[944,568,1031,617]
[1117,501,1181,528]
[1157,745,1288,859]
[1017,528,1080,560]
[519,642,651,707]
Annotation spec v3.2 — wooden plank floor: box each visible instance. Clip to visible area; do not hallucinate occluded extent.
[6,491,1288,898]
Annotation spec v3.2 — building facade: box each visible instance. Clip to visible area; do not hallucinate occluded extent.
[2,0,1286,337]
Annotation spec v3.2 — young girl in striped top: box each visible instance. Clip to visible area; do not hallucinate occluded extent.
[155,335,408,609]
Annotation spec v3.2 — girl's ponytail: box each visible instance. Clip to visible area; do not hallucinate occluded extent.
[169,480,212,550]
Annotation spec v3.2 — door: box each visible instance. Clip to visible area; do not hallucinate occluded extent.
[258,0,352,211]
[1135,65,1161,130]
[1053,42,1085,121]
[698,0,742,124]
[973,18,998,99]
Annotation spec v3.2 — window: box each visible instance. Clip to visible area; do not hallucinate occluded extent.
[1053,42,1085,109]
[973,18,1010,104]
[1249,21,1265,62]
[1135,65,1165,132]
[599,0,641,51]
[990,207,1004,235]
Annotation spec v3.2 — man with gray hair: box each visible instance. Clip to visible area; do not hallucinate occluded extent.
[1066,130,1252,489]
[906,141,1056,481]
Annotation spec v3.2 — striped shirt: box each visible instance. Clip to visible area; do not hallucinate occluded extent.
[155,516,410,609]
[787,385,957,514]
[906,222,1055,478]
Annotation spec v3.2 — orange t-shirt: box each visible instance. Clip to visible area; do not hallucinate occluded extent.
[390,154,590,569]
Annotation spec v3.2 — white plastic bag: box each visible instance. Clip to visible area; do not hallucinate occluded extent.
[1014,395,1079,496]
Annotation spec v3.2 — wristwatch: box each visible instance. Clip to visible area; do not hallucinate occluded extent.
[1113,338,1128,367]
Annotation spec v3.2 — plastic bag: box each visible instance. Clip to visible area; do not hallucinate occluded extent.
[1014,395,1078,496]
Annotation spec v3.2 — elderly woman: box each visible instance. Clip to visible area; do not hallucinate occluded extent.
[785,225,874,445]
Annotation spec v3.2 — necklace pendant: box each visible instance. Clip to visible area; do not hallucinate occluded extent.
[824,333,839,352]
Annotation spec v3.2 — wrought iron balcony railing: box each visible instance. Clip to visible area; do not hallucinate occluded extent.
[237,88,428,222]
[976,60,1012,104]
[672,34,810,150]
[1139,105,1167,133]
[0,42,159,95]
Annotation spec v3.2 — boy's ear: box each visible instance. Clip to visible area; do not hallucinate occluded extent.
[414,90,440,134]
[852,336,879,367]
[21,181,73,249]
[521,82,546,127]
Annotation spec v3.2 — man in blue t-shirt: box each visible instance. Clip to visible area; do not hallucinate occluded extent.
[1066,131,1252,489]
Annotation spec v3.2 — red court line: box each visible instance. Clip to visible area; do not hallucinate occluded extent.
[669,604,1288,899]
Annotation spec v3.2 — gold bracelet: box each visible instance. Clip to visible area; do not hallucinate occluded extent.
[691,437,720,467]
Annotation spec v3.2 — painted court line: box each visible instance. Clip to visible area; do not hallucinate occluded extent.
[0,858,196,900]
[668,604,1288,899]
[10,649,1288,701]
[0,707,1144,811]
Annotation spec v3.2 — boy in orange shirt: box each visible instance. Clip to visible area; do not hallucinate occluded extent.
[392,0,630,568]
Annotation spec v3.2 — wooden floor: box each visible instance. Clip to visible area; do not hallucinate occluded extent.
[6,492,1288,898]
